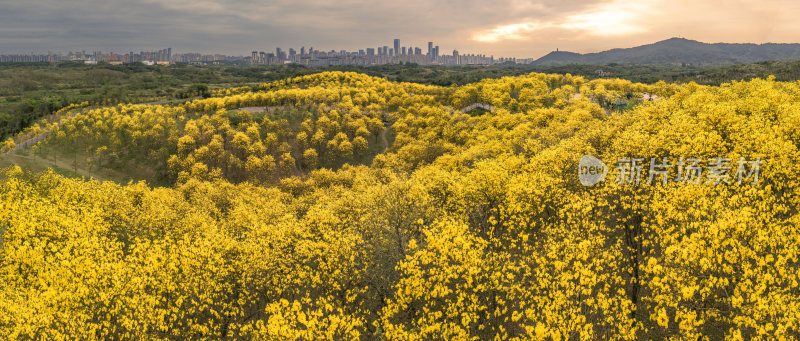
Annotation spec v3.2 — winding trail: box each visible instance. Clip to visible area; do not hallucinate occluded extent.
[460,102,494,113]
[380,127,391,151]
[380,111,392,151]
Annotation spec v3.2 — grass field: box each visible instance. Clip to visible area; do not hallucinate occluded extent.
[0,147,163,185]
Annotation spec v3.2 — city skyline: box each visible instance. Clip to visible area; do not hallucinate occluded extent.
[2,0,800,58]
[0,39,501,58]
[0,38,526,66]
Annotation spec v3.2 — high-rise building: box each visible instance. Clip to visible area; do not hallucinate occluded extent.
[401,47,407,55]
[300,46,305,55]
[393,39,400,56]
[427,42,433,56]
[414,47,422,55]
[389,48,394,56]
[366,48,375,56]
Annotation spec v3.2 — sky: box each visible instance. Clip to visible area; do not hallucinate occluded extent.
[1,0,800,58]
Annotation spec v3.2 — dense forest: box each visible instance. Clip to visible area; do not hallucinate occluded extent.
[4,60,800,139]
[1,71,799,339]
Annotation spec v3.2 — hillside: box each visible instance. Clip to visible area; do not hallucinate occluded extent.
[2,72,800,339]
[534,37,800,65]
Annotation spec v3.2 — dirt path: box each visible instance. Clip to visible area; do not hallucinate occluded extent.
[140,96,200,105]
[380,127,391,151]
[380,111,393,151]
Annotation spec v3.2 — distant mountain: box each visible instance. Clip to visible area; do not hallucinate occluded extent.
[533,38,800,65]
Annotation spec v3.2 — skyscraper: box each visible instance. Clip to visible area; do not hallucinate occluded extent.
[427,42,433,56]
[401,47,407,55]
[394,39,400,56]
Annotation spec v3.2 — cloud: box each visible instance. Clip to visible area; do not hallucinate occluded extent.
[0,0,609,54]
[473,23,551,43]
[560,0,654,36]
[472,0,657,43]
[0,0,798,58]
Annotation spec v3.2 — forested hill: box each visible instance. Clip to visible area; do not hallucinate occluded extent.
[534,37,800,65]
[5,60,800,141]
[2,71,800,339]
